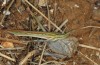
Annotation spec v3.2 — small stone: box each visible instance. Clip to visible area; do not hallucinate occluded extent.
[3,10,11,15]
[1,41,14,48]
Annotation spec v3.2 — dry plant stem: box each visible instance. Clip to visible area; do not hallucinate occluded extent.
[0,47,24,50]
[41,61,65,65]
[0,37,26,44]
[54,2,57,25]
[8,50,15,61]
[89,28,96,37]
[24,0,63,33]
[38,42,47,65]
[29,9,46,32]
[19,50,36,65]
[79,44,100,52]
[46,0,51,31]
[0,52,15,62]
[0,0,14,25]
[63,25,100,35]
[82,26,100,29]
[55,19,68,32]
[79,51,98,65]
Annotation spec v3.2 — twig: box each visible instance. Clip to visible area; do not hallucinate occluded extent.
[38,42,47,65]
[0,37,26,44]
[0,0,14,26]
[24,0,63,33]
[79,44,100,52]
[0,52,15,62]
[19,50,37,65]
[79,51,98,65]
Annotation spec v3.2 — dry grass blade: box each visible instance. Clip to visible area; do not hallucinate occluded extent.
[19,50,37,65]
[38,42,47,65]
[79,44,100,52]
[41,61,65,65]
[82,26,100,29]
[28,7,46,32]
[0,47,24,50]
[0,52,16,62]
[79,51,98,65]
[0,0,14,26]
[46,0,51,31]
[55,19,68,33]
[89,28,96,37]
[24,0,63,33]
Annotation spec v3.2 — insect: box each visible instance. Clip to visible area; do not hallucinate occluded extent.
[8,30,69,41]
[8,30,78,59]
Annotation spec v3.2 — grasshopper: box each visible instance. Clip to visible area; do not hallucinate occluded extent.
[8,30,69,41]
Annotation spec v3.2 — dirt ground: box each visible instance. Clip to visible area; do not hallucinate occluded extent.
[0,0,100,65]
